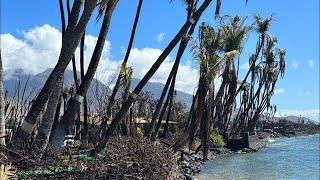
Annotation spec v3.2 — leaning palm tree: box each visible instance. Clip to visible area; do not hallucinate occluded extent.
[230,15,286,136]
[50,0,120,151]
[32,79,63,156]
[235,14,273,96]
[172,22,225,159]
[13,0,99,146]
[31,0,73,155]
[213,16,248,134]
[91,0,214,156]
[147,0,199,140]
[0,49,5,146]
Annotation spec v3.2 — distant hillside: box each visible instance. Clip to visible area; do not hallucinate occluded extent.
[260,115,319,125]
[130,78,193,108]
[3,68,107,99]
[4,69,194,108]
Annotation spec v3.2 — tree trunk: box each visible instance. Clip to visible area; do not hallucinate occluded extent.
[171,91,198,151]
[50,0,119,151]
[32,78,63,156]
[0,50,5,145]
[145,8,199,139]
[48,93,62,145]
[192,76,206,148]
[80,32,89,147]
[120,74,132,136]
[91,0,212,156]
[161,93,173,139]
[202,87,212,161]
[151,87,173,141]
[13,0,98,146]
[67,0,81,138]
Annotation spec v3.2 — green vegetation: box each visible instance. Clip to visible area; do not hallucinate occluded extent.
[17,166,74,179]
[136,127,144,139]
[210,131,225,147]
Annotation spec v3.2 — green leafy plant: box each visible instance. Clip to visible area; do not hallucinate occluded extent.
[78,151,92,161]
[136,127,143,139]
[209,131,225,147]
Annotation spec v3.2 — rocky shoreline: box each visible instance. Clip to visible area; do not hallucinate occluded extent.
[176,131,319,180]
[176,146,257,180]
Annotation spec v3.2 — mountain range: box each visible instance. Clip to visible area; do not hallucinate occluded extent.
[3,68,193,108]
[4,69,316,124]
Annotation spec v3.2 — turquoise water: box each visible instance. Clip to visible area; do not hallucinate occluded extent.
[196,134,320,180]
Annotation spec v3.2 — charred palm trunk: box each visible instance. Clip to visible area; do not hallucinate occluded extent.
[80,32,89,146]
[161,92,174,139]
[146,14,199,139]
[66,0,81,139]
[151,87,173,141]
[32,78,63,156]
[192,76,206,150]
[203,88,213,160]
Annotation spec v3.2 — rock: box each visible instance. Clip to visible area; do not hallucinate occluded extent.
[185,174,194,180]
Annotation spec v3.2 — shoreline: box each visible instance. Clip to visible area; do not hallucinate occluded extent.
[177,132,320,179]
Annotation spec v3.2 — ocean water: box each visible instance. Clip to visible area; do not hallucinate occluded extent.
[196,134,320,180]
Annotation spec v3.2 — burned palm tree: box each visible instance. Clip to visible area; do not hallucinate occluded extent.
[230,15,286,136]
[91,0,214,156]
[212,16,248,135]
[13,0,99,146]
[171,22,226,160]
[191,23,223,160]
[50,0,120,151]
[232,37,285,135]
[171,16,248,160]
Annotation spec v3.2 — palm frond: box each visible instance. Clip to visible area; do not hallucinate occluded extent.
[0,164,16,180]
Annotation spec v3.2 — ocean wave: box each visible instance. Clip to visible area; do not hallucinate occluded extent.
[267,138,276,143]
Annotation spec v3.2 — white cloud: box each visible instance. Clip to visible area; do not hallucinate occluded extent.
[275,109,320,122]
[1,24,199,94]
[274,88,285,95]
[1,24,113,81]
[308,59,314,68]
[156,33,166,42]
[239,62,249,70]
[292,59,300,70]
[127,48,198,94]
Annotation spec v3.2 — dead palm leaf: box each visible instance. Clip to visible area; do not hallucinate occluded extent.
[0,164,16,180]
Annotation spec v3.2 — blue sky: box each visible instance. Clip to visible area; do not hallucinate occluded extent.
[1,0,319,120]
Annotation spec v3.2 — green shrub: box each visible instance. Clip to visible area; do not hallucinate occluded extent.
[209,131,225,147]
[136,127,143,139]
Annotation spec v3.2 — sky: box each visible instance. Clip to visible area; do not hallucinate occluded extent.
[0,0,319,120]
